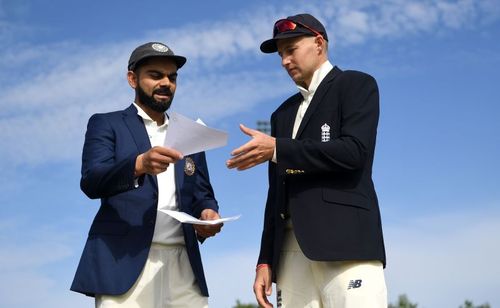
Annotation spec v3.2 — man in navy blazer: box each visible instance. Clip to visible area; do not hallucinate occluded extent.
[71,42,222,307]
[227,14,386,307]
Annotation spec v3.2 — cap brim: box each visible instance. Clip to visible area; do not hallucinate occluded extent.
[260,31,314,53]
[172,55,187,69]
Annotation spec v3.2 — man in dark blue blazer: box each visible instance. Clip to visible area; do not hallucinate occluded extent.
[227,14,386,308]
[71,42,222,307]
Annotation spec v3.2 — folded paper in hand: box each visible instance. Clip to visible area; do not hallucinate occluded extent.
[160,209,241,225]
[164,112,228,156]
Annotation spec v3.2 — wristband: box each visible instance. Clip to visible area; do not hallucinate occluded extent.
[256,263,270,272]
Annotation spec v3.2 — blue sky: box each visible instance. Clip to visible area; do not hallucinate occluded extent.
[1,0,499,307]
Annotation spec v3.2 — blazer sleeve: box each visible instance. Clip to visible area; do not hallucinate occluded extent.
[257,162,277,265]
[276,72,379,175]
[258,112,278,265]
[80,114,140,199]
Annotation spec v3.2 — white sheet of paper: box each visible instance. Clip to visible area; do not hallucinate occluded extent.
[160,209,241,225]
[164,112,228,156]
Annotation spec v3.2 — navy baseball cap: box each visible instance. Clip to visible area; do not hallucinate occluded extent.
[260,13,328,53]
[128,42,187,71]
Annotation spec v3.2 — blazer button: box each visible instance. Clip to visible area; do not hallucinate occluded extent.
[280,213,285,219]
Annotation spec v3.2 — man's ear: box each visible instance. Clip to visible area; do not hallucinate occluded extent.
[315,36,328,57]
[127,71,138,89]
[315,36,324,51]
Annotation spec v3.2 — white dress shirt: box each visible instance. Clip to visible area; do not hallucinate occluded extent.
[133,103,185,245]
[272,60,334,162]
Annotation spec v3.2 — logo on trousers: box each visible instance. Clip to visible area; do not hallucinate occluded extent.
[348,279,362,289]
[277,289,282,307]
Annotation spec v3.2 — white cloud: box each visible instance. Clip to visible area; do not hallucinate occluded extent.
[385,206,500,307]
[0,9,288,167]
[337,10,370,44]
[1,0,499,167]
[437,0,477,29]
[0,270,92,308]
[174,70,290,122]
[322,0,499,45]
[0,221,75,270]
[0,1,33,48]
[0,219,92,308]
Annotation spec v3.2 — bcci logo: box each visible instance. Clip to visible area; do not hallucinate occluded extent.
[184,157,196,176]
[152,43,169,53]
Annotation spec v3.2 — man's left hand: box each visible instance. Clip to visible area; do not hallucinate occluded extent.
[194,209,223,239]
[226,124,275,171]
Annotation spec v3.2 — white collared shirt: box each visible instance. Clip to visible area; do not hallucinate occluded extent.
[133,103,185,245]
[292,60,334,139]
[272,60,334,162]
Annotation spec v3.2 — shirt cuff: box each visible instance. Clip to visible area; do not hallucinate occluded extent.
[271,145,277,163]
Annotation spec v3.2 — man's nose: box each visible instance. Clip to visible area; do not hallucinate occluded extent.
[158,76,171,87]
[281,55,290,67]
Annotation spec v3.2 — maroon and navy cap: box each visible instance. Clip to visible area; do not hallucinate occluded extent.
[260,13,328,53]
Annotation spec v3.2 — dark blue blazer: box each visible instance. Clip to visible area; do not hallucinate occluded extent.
[71,104,218,297]
[258,67,386,281]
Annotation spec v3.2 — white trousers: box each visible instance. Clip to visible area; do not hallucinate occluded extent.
[276,228,387,308]
[96,243,208,308]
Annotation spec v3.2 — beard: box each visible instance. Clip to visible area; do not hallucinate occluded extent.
[136,83,174,113]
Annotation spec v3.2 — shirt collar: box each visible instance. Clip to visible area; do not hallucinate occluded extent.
[133,102,169,128]
[297,60,334,99]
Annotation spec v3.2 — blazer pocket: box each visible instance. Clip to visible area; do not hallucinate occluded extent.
[322,188,370,210]
[88,221,129,236]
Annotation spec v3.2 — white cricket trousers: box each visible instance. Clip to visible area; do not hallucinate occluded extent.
[276,228,387,308]
[95,243,208,308]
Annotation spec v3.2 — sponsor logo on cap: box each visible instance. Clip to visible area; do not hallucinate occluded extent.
[151,43,169,53]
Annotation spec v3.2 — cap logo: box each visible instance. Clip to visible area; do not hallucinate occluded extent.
[151,43,169,53]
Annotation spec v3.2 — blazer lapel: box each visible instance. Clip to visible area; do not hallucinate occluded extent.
[281,94,302,138]
[174,160,184,192]
[174,159,186,210]
[295,66,342,139]
[122,104,158,188]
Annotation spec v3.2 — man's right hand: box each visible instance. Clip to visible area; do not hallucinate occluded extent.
[254,265,273,308]
[135,146,183,176]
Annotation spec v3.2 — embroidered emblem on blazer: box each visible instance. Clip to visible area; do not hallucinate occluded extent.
[184,157,196,176]
[321,123,331,142]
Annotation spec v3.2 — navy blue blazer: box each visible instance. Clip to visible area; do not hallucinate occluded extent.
[258,67,386,281]
[71,104,218,297]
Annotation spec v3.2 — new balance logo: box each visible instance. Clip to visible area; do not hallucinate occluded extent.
[277,289,282,307]
[348,279,362,289]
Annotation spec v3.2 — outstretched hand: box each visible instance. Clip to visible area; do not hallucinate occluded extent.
[226,124,275,171]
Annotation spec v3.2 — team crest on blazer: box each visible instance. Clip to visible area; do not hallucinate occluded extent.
[184,157,196,176]
[321,123,331,142]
